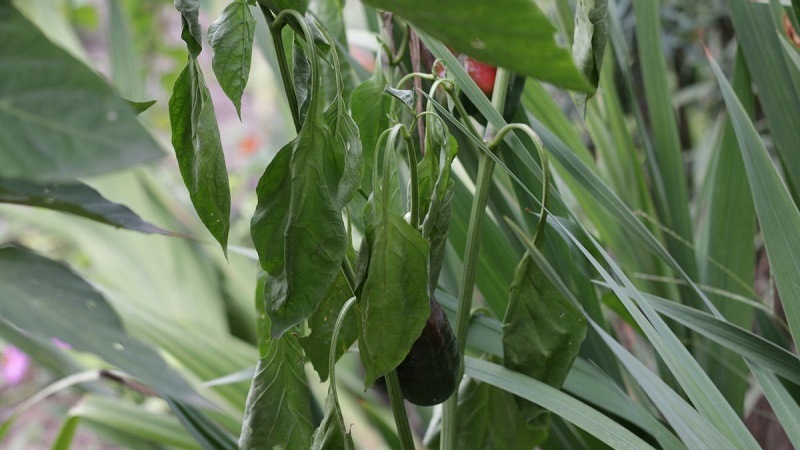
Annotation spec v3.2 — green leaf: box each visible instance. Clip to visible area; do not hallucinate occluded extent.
[251,41,361,336]
[239,334,314,450]
[465,357,657,450]
[420,117,457,286]
[708,50,800,354]
[728,0,800,203]
[0,178,170,235]
[310,389,355,450]
[300,268,358,382]
[0,246,202,405]
[350,67,391,191]
[0,4,162,181]
[456,378,547,450]
[572,0,608,110]
[268,0,310,14]
[208,0,256,118]
[169,60,231,254]
[175,0,202,57]
[361,0,590,91]
[502,253,587,430]
[357,213,431,387]
[164,398,237,450]
[127,100,157,115]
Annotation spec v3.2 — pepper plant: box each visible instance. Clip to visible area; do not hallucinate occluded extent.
[2,0,800,449]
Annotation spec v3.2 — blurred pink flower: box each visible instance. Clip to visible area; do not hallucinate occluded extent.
[52,338,71,349]
[1,345,30,385]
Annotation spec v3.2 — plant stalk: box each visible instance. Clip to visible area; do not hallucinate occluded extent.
[440,67,511,450]
[385,370,416,450]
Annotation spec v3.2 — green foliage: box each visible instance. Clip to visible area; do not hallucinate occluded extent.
[208,0,256,118]
[4,1,800,449]
[0,3,162,181]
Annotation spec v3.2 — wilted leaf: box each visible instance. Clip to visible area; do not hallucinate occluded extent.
[208,0,256,117]
[169,59,231,254]
[502,253,587,428]
[239,333,314,450]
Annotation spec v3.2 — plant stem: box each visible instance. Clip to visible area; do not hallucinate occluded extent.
[402,128,420,228]
[385,370,416,450]
[260,5,301,133]
[440,68,511,450]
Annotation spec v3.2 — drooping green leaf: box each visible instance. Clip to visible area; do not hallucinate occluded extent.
[361,0,590,91]
[169,59,231,254]
[239,334,314,450]
[419,117,458,287]
[0,4,162,181]
[572,0,608,111]
[175,0,202,57]
[455,378,548,450]
[573,0,607,88]
[300,268,358,382]
[502,253,587,434]
[351,66,391,191]
[251,36,361,337]
[293,36,313,125]
[0,178,170,235]
[208,0,256,118]
[0,246,202,405]
[709,50,800,354]
[357,212,431,387]
[310,389,356,450]
[383,86,415,109]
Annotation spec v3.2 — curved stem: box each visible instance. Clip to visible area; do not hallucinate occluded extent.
[329,297,357,441]
[401,127,420,228]
[260,5,301,132]
[385,370,416,450]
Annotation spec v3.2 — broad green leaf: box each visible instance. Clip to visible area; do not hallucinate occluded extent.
[251,36,361,336]
[293,37,313,125]
[208,0,256,118]
[503,253,587,429]
[728,0,800,202]
[0,246,202,405]
[175,0,202,57]
[350,66,390,191]
[572,0,608,110]
[169,59,231,253]
[239,334,314,450]
[357,212,431,387]
[310,389,355,450]
[465,357,656,450]
[0,4,162,181]
[0,178,169,235]
[456,378,547,450]
[300,268,358,382]
[709,51,800,354]
[363,0,590,91]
